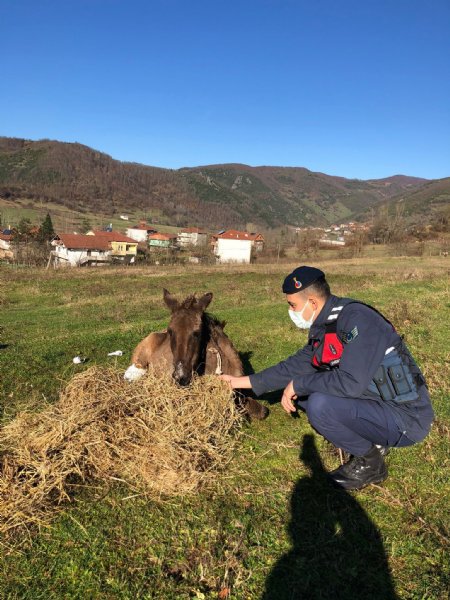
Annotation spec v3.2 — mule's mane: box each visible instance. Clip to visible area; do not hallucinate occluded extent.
[169,295,226,338]
[179,294,198,310]
[203,312,226,331]
[176,295,218,315]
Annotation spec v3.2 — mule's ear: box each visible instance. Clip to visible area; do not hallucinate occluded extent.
[197,291,213,311]
[163,288,179,312]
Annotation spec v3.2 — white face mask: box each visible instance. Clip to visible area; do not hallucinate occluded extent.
[288,300,315,329]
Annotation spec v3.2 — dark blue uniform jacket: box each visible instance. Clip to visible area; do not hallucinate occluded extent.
[249,295,434,442]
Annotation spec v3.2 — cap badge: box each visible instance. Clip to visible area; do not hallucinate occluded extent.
[293,277,302,289]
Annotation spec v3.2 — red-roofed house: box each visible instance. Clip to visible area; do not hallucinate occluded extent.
[50,231,138,266]
[211,230,264,263]
[89,230,138,261]
[125,221,157,242]
[0,233,12,243]
[177,227,208,247]
[0,233,13,260]
[148,232,178,249]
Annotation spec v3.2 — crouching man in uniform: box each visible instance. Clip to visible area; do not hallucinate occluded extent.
[220,266,434,490]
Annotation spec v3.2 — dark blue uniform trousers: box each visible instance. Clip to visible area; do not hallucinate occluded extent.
[296,393,415,456]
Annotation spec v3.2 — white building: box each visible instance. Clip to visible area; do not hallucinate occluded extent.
[177,227,208,247]
[215,238,252,263]
[0,233,13,260]
[211,230,264,263]
[319,238,346,246]
[125,221,157,242]
[50,232,138,267]
[50,234,111,266]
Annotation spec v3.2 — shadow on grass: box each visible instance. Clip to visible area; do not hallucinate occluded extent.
[260,390,308,420]
[262,434,398,600]
[239,351,255,376]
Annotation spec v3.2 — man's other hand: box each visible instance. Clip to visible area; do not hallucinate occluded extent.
[281,380,297,413]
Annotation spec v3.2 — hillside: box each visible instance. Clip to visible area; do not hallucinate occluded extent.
[181,165,428,227]
[384,177,450,222]
[0,136,432,229]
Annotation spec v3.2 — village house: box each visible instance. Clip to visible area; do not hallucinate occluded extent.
[177,227,208,247]
[0,232,13,260]
[87,230,138,261]
[211,230,265,264]
[49,231,138,267]
[319,237,346,247]
[125,221,157,242]
[148,232,178,249]
[50,234,110,267]
[248,232,265,252]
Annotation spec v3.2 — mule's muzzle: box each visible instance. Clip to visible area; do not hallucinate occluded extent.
[176,375,192,387]
[172,361,192,387]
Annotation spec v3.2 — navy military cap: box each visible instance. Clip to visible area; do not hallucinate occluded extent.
[282,266,325,294]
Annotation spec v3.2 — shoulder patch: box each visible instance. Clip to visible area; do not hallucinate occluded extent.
[342,326,359,344]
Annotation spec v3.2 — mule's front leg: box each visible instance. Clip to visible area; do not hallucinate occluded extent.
[235,392,270,420]
[124,344,148,382]
[244,397,270,420]
[125,332,169,382]
[124,362,147,381]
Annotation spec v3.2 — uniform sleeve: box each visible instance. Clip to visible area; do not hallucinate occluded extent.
[249,343,315,396]
[292,306,389,398]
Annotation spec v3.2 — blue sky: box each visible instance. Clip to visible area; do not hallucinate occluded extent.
[1,0,449,179]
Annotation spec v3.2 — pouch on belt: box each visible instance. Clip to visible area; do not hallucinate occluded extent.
[369,350,419,404]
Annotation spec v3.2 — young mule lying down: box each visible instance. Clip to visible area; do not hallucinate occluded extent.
[125,289,269,420]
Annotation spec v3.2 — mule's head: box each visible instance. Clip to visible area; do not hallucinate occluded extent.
[163,288,213,386]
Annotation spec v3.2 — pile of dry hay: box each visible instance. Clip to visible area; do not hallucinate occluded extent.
[0,367,242,537]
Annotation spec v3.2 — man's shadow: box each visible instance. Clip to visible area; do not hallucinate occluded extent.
[262,434,398,600]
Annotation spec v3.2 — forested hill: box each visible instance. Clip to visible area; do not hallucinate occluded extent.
[384,176,450,221]
[0,137,432,229]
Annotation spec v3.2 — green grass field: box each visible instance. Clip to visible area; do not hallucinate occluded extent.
[0,257,449,599]
[0,198,182,236]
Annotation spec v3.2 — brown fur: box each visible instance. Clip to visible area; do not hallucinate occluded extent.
[130,289,269,420]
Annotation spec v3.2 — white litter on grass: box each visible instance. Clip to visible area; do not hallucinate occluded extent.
[108,350,123,357]
[72,356,87,364]
[124,363,147,381]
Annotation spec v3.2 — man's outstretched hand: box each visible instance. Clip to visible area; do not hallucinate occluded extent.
[218,374,252,389]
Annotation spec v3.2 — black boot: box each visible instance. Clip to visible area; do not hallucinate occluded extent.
[328,445,388,490]
[375,444,390,457]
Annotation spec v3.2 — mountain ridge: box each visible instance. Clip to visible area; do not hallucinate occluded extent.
[0,136,443,229]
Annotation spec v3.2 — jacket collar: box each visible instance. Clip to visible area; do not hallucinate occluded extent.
[312,294,342,327]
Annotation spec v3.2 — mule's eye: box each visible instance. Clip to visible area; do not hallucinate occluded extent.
[167,328,173,336]
[192,330,201,338]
